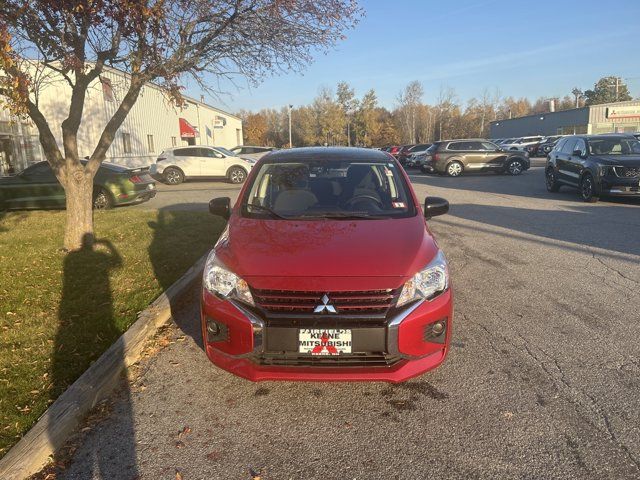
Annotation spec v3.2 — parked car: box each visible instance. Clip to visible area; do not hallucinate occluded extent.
[0,160,156,210]
[501,136,545,152]
[202,147,452,382]
[384,145,401,157]
[404,143,433,167]
[545,134,640,202]
[535,136,564,157]
[229,145,275,162]
[420,139,530,176]
[396,144,416,164]
[151,146,254,185]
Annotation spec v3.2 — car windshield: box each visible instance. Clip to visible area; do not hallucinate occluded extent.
[215,147,236,157]
[588,137,640,155]
[242,159,416,220]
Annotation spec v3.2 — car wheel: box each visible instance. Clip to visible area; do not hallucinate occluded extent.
[580,173,599,203]
[507,159,524,176]
[545,167,560,192]
[446,161,463,177]
[93,188,113,210]
[164,167,184,185]
[228,167,247,184]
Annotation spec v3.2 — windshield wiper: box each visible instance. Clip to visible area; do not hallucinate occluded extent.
[295,212,388,220]
[244,204,290,219]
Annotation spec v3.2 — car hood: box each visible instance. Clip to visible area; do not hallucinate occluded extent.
[592,155,640,167]
[215,214,438,280]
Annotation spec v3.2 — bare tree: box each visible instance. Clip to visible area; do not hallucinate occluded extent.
[336,81,357,146]
[435,86,456,141]
[0,0,362,250]
[396,81,424,144]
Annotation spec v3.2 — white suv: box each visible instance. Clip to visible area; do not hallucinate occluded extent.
[150,146,254,185]
[501,136,545,152]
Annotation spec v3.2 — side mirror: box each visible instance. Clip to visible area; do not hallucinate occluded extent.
[424,197,449,219]
[572,149,586,158]
[209,197,231,219]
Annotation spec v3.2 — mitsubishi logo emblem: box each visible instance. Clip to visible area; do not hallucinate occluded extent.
[314,294,337,314]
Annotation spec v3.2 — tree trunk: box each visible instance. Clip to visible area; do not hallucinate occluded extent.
[63,170,95,251]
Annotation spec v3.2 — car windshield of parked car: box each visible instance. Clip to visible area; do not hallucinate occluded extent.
[215,147,236,157]
[243,160,416,219]
[588,137,640,155]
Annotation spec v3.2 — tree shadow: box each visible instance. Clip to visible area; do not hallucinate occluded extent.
[148,205,227,349]
[51,233,138,478]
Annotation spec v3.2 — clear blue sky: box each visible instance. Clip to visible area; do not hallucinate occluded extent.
[188,0,640,113]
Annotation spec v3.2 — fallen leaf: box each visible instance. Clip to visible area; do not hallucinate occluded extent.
[175,471,183,480]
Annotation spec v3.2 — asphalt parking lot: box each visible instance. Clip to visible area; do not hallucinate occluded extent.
[59,161,640,479]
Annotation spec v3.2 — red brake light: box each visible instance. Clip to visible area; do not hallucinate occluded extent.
[129,175,143,183]
[433,153,440,161]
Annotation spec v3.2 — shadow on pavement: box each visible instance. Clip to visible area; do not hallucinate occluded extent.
[52,234,139,479]
[409,170,640,207]
[148,204,227,349]
[443,203,640,258]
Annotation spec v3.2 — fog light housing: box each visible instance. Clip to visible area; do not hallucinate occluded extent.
[424,318,447,344]
[205,317,228,343]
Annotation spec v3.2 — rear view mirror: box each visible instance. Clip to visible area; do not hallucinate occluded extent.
[209,197,231,219]
[424,197,449,219]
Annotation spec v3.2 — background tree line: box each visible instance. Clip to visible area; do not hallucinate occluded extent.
[239,75,633,147]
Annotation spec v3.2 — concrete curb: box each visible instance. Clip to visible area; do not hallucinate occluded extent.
[0,253,208,480]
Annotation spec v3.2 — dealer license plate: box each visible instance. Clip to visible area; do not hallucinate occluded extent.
[298,329,352,355]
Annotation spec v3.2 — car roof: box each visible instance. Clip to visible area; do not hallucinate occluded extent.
[565,133,634,139]
[439,138,492,142]
[263,147,393,163]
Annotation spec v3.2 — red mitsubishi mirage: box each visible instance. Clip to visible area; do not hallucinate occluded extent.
[201,147,452,382]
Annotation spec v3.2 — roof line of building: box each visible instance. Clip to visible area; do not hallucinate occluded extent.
[490,99,640,125]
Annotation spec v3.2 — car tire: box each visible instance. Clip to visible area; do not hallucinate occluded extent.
[446,161,463,177]
[507,159,524,176]
[545,167,560,192]
[580,173,599,203]
[164,167,184,185]
[228,166,247,184]
[93,188,113,210]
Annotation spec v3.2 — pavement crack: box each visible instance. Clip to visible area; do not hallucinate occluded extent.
[592,253,639,287]
[469,311,640,473]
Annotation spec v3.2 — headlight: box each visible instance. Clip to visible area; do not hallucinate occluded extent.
[397,251,449,307]
[203,251,254,306]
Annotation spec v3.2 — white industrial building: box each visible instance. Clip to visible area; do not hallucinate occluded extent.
[0,66,243,176]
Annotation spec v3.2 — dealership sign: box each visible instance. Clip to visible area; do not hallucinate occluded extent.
[607,105,640,119]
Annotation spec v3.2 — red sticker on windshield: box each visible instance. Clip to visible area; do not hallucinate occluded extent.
[392,202,405,208]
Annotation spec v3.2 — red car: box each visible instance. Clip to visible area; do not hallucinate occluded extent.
[201,147,452,382]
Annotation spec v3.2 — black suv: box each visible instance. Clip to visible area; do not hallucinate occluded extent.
[421,139,530,176]
[545,134,640,202]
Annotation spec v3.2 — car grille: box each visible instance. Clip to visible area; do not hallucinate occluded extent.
[251,288,398,316]
[252,352,402,367]
[613,166,640,178]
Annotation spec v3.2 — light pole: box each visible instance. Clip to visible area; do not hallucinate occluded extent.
[288,104,293,148]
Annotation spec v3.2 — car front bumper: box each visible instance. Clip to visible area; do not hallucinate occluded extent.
[201,289,453,383]
[600,176,640,196]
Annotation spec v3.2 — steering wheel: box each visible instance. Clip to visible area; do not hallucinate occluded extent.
[344,194,384,209]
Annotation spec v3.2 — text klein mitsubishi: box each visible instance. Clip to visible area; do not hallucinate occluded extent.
[201,147,452,382]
